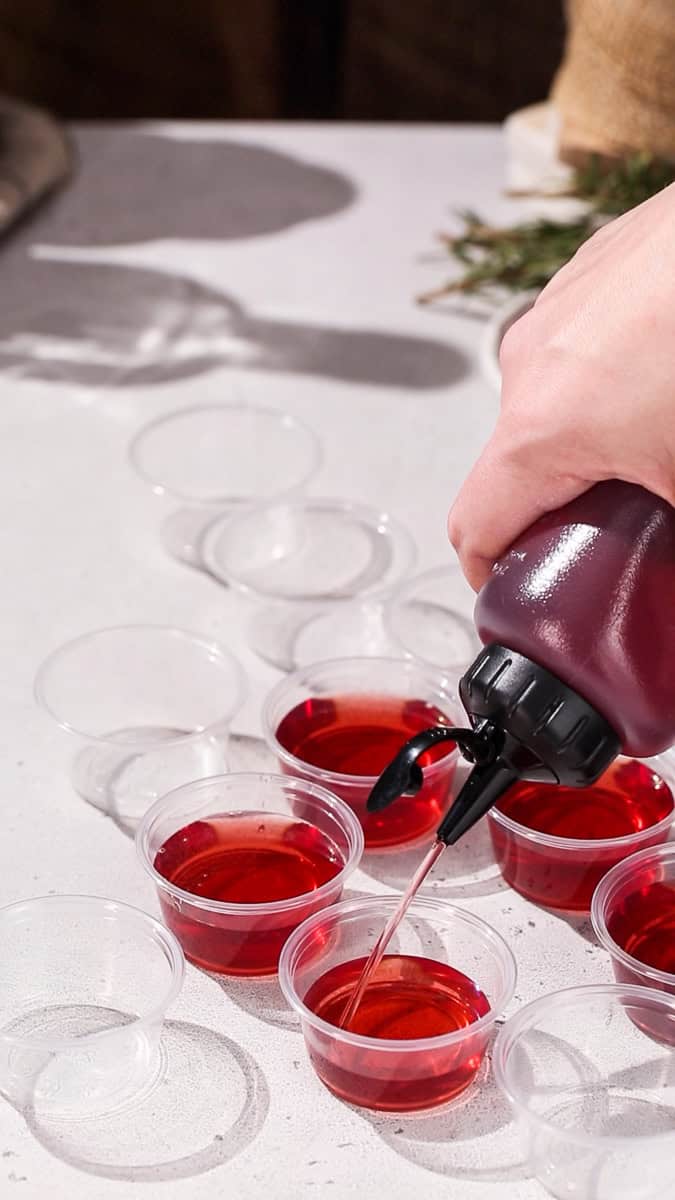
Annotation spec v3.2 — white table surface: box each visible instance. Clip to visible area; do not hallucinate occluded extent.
[0,122,616,1200]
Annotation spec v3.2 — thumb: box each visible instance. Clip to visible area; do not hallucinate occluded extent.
[448,438,591,591]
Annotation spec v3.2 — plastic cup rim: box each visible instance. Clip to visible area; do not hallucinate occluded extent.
[591,841,675,987]
[262,654,460,788]
[278,893,517,1053]
[135,771,365,917]
[0,894,185,1052]
[487,753,675,852]
[200,498,417,601]
[492,981,675,1149]
[128,401,322,502]
[34,623,247,748]
[383,562,477,670]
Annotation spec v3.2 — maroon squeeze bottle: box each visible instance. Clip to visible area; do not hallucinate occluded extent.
[369,481,675,845]
[475,480,675,758]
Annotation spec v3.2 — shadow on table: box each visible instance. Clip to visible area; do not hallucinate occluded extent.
[0,256,469,390]
[212,885,374,1031]
[32,129,358,245]
[357,1052,528,1184]
[24,1020,269,1181]
[0,130,469,391]
[212,972,302,1034]
[550,909,599,947]
[226,734,277,775]
[81,734,276,841]
[362,817,507,902]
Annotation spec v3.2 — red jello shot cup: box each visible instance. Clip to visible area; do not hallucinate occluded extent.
[136,772,364,977]
[487,754,675,913]
[279,895,516,1113]
[592,843,675,1043]
[262,657,460,850]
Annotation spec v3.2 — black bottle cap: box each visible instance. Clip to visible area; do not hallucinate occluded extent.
[367,642,622,848]
[460,643,621,788]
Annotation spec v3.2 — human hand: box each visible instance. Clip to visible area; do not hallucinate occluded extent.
[448,183,675,589]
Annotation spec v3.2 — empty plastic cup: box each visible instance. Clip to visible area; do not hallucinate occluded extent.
[493,983,675,1200]
[35,624,245,827]
[0,895,183,1118]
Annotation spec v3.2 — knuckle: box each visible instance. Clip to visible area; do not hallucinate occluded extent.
[446,508,463,552]
[498,318,528,369]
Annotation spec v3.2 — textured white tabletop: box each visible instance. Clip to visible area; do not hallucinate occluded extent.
[0,122,614,1200]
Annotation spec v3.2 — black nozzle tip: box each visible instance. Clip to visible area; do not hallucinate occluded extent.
[367,759,424,812]
[366,725,472,814]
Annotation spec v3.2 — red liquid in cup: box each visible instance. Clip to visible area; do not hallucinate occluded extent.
[154,813,344,975]
[606,881,675,1044]
[303,954,490,1111]
[275,694,456,848]
[488,758,673,911]
[608,880,675,976]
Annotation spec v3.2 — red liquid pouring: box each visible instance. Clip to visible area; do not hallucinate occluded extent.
[154,813,344,975]
[488,758,674,911]
[275,694,456,847]
[340,840,446,1028]
[304,954,490,1111]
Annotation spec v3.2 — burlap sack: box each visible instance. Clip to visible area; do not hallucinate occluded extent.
[552,0,675,165]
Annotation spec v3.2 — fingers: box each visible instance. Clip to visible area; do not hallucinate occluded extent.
[447,438,590,590]
[448,186,675,593]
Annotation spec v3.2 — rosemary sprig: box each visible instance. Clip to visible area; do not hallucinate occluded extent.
[574,152,675,213]
[419,154,675,303]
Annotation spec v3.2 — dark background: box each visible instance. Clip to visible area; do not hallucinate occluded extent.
[0,0,565,121]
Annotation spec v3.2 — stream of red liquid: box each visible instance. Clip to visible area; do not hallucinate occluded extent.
[304,954,490,1110]
[154,812,344,974]
[488,758,674,911]
[339,840,446,1028]
[275,694,456,847]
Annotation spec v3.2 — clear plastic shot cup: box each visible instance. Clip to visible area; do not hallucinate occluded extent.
[288,562,479,676]
[384,563,481,676]
[279,895,516,1113]
[136,772,364,977]
[35,625,245,826]
[0,895,184,1119]
[592,843,675,1029]
[129,403,322,569]
[200,498,416,669]
[493,983,675,1200]
[262,656,460,849]
[487,753,675,913]
[129,402,321,504]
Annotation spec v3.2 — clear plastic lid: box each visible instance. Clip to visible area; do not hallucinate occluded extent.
[201,498,416,602]
[129,403,321,504]
[384,564,480,674]
[289,600,397,668]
